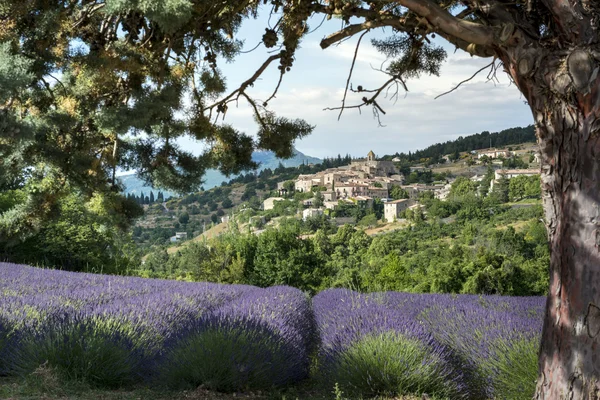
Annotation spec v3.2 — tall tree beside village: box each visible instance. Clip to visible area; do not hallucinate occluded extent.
[1,0,599,397]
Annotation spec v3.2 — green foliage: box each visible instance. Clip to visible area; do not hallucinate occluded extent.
[177,212,189,225]
[404,170,435,184]
[359,213,378,228]
[502,156,529,169]
[0,190,142,273]
[221,198,233,208]
[137,201,548,296]
[326,332,460,398]
[283,180,296,197]
[313,190,324,208]
[508,175,541,202]
[493,175,510,203]
[0,1,316,237]
[479,166,495,197]
[449,176,478,198]
[249,225,325,292]
[374,35,447,79]
[389,185,409,200]
[0,43,34,102]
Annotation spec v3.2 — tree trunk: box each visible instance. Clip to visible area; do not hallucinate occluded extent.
[534,104,600,400]
[505,46,600,398]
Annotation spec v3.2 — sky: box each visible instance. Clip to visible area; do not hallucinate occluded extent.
[181,11,535,160]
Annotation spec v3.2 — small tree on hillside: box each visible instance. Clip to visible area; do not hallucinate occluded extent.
[178,212,190,225]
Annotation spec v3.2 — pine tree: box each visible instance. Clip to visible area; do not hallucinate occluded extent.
[149,191,155,204]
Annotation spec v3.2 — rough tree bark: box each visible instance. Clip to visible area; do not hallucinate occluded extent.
[500,35,600,399]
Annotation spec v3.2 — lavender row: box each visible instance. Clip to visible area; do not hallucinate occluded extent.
[0,263,314,389]
[313,289,545,399]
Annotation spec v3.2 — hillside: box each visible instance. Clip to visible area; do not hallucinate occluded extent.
[130,127,541,250]
[118,147,321,198]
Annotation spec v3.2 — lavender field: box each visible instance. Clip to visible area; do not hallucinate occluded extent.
[314,289,545,399]
[0,263,545,399]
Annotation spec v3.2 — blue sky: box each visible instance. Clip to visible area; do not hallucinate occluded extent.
[181,11,535,160]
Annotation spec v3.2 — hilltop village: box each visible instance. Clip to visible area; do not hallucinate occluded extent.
[129,126,544,248]
[263,149,539,224]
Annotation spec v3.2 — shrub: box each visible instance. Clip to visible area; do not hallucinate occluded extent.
[158,286,315,391]
[329,331,458,398]
[7,315,142,388]
[159,319,295,391]
[314,290,469,399]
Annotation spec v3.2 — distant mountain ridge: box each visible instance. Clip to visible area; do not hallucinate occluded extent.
[119,148,321,198]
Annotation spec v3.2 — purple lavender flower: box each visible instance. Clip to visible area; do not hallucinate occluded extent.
[0,263,314,390]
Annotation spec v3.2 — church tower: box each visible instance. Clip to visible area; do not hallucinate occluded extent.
[367,150,375,161]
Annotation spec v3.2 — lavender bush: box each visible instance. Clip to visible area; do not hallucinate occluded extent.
[157,286,316,391]
[419,295,544,398]
[313,289,471,398]
[0,263,314,390]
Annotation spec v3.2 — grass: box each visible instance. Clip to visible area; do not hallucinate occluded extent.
[0,373,427,400]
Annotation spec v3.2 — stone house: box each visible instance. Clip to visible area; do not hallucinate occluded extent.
[477,149,514,159]
[321,191,336,201]
[365,186,389,199]
[295,174,323,192]
[384,199,412,223]
[335,183,368,199]
[302,208,323,221]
